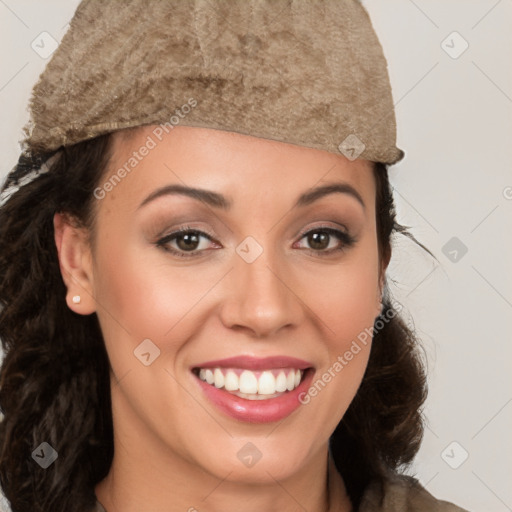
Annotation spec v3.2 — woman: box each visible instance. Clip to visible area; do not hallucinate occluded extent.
[0,1,469,511]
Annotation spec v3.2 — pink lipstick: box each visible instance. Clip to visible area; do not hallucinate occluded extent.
[191,356,314,423]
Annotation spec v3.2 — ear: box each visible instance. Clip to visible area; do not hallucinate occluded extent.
[53,212,96,315]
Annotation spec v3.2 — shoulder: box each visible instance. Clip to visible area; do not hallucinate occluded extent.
[358,472,470,512]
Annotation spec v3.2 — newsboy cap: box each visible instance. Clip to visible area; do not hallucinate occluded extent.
[22,0,404,164]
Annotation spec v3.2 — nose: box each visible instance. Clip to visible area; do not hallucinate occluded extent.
[219,244,304,338]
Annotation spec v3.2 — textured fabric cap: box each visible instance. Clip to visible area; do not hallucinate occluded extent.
[23,0,404,164]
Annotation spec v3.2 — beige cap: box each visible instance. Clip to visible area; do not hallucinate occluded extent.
[23,0,404,164]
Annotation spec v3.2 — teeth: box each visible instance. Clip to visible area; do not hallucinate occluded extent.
[294,369,301,387]
[213,368,224,388]
[224,370,238,391]
[258,371,276,395]
[196,367,305,397]
[286,371,295,391]
[239,370,258,394]
[275,371,287,392]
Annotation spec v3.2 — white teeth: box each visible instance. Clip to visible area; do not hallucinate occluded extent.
[213,368,224,388]
[239,370,258,394]
[196,367,305,397]
[258,371,276,395]
[224,370,239,391]
[286,371,295,391]
[275,371,287,392]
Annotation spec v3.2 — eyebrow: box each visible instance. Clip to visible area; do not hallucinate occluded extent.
[137,182,365,211]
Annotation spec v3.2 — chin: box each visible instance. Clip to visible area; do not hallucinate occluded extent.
[189,436,315,485]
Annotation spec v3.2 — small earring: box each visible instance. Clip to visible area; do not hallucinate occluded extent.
[72,295,81,304]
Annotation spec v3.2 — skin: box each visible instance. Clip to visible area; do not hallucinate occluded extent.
[54,125,387,512]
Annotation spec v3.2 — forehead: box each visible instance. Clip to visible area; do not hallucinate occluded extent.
[105,125,376,210]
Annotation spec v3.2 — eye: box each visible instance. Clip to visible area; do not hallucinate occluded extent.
[294,226,356,255]
[156,226,219,258]
[155,224,356,259]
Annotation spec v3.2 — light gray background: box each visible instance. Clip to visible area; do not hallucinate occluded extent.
[1,1,511,511]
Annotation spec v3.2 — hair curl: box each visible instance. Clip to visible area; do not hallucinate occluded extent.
[0,135,428,512]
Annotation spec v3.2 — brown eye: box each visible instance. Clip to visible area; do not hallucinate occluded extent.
[156,228,219,258]
[295,226,356,255]
[307,231,331,250]
[175,232,201,251]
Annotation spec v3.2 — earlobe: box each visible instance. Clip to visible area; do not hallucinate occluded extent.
[53,212,96,315]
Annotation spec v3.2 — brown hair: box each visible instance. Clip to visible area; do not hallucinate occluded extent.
[0,135,427,511]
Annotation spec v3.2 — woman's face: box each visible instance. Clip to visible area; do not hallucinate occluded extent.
[74,125,384,483]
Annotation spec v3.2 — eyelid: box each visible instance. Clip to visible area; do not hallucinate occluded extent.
[295,221,350,239]
[157,222,349,244]
[155,223,216,241]
[174,224,215,238]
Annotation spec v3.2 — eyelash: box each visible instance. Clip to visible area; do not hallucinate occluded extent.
[155,224,356,259]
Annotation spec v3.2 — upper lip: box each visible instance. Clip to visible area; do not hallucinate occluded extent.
[191,355,313,371]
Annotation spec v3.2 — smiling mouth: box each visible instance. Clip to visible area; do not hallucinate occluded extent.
[192,367,312,400]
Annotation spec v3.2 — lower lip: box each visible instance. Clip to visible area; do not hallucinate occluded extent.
[194,369,315,423]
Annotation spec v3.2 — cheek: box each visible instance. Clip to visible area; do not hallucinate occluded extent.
[91,228,249,398]
[90,226,210,361]
[297,236,379,417]
[303,238,380,345]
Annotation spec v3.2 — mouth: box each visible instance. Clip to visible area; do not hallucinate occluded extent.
[190,356,315,423]
[192,367,307,400]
